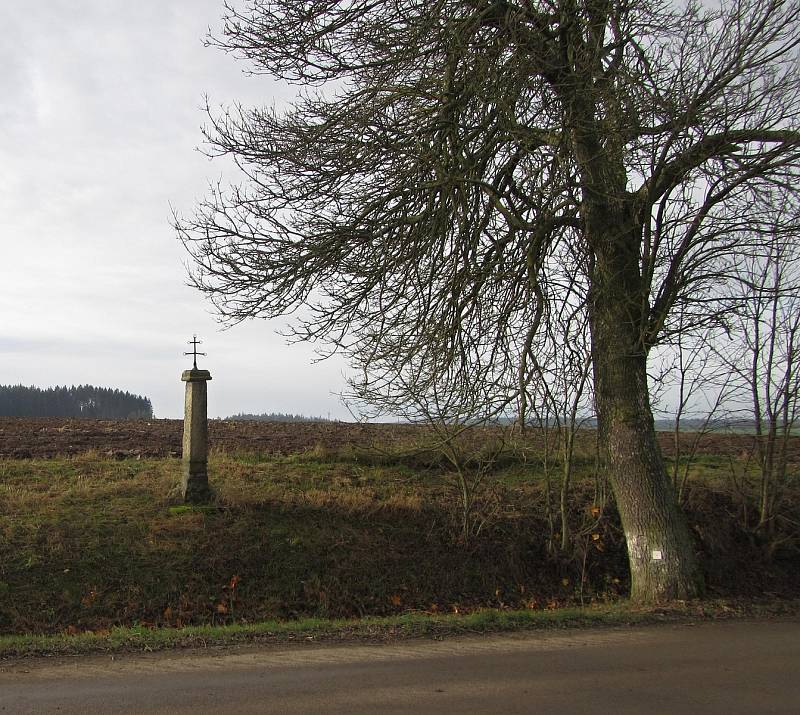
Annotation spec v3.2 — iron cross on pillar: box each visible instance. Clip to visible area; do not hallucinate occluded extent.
[185,335,207,370]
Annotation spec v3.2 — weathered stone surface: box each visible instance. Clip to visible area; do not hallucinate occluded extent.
[181,369,212,503]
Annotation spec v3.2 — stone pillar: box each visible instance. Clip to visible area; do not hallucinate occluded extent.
[181,368,212,503]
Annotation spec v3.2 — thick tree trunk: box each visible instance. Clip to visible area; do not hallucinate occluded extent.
[591,312,703,601]
[588,227,704,602]
[562,73,703,602]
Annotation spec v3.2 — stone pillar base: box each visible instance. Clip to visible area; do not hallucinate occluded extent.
[182,460,213,503]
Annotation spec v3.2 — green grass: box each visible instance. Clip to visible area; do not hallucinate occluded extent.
[0,608,589,658]
[4,598,798,659]
[0,607,613,658]
[0,447,796,644]
[0,452,622,637]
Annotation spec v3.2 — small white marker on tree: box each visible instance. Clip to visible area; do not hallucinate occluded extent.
[652,550,664,561]
[181,335,212,503]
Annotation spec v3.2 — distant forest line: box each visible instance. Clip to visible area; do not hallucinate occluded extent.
[223,412,332,423]
[0,385,153,419]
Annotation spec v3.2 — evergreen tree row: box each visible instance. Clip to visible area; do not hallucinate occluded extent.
[0,384,153,419]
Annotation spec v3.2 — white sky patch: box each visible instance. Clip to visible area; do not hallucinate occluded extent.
[0,0,350,419]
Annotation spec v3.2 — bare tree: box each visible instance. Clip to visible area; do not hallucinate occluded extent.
[348,358,510,545]
[651,313,735,502]
[716,209,800,545]
[177,0,800,602]
[523,267,593,551]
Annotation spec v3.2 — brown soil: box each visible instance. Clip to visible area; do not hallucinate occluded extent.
[0,417,797,461]
[0,417,434,459]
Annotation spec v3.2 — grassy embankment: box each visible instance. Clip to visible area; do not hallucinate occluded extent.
[1,437,798,656]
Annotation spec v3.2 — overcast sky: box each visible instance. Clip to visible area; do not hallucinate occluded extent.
[0,0,353,419]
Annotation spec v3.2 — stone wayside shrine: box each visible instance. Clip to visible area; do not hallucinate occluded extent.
[181,335,212,503]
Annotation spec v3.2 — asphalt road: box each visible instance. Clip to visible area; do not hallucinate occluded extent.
[1,620,798,714]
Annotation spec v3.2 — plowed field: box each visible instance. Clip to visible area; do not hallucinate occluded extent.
[0,416,796,461]
[0,418,429,458]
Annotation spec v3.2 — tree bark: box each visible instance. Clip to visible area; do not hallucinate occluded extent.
[562,69,705,600]
[588,222,704,602]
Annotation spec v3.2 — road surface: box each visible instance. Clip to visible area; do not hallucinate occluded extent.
[1,620,798,714]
